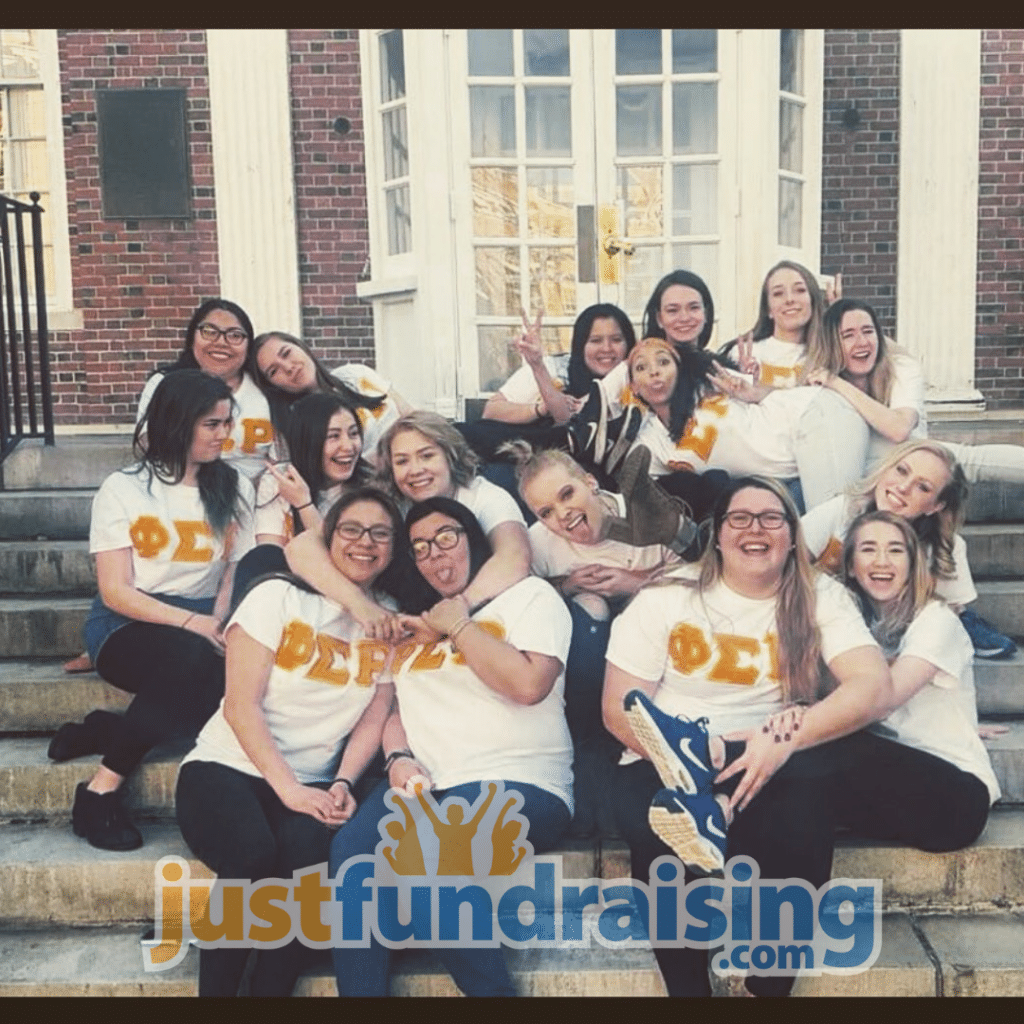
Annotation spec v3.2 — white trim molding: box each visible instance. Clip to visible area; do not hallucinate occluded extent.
[898,29,984,407]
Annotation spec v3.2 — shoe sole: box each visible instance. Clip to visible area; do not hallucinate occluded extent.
[649,803,725,876]
[624,700,701,795]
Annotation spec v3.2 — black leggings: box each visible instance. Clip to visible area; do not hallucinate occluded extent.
[94,623,226,777]
[175,760,337,997]
[830,731,991,852]
[610,741,842,998]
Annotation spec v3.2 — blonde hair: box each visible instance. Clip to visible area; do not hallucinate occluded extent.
[848,439,967,580]
[842,510,935,653]
[699,476,823,704]
[498,439,592,496]
[375,411,479,500]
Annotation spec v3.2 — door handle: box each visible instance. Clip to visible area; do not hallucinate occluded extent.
[603,236,635,257]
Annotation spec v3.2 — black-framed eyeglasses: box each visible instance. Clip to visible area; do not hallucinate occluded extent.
[723,510,789,530]
[335,521,394,545]
[197,322,249,346]
[411,525,465,561]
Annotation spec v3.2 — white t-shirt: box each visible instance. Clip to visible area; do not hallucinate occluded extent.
[90,468,255,599]
[870,601,1000,804]
[631,387,818,480]
[800,494,978,606]
[733,336,806,389]
[452,476,526,533]
[607,567,879,760]
[528,492,677,578]
[864,350,928,469]
[329,364,400,466]
[136,371,275,481]
[496,354,570,407]
[253,473,343,541]
[391,576,574,809]
[181,578,392,783]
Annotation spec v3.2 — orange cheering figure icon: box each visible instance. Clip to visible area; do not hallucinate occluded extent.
[416,782,498,875]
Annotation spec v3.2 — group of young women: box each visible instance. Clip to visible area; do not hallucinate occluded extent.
[47,258,1012,997]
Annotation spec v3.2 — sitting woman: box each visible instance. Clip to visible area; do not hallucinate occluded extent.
[807,297,1024,487]
[286,410,531,641]
[626,336,873,515]
[250,330,412,466]
[329,496,574,996]
[175,487,402,996]
[48,370,255,850]
[602,476,891,997]
[801,438,1015,658]
[835,510,998,852]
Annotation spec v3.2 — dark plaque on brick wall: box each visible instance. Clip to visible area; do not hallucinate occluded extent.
[97,89,191,219]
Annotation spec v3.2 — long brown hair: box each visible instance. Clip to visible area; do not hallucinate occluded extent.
[848,439,967,580]
[751,260,825,358]
[815,298,896,404]
[842,510,934,654]
[699,476,823,704]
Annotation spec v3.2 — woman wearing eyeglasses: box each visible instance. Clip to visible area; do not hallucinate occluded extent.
[602,476,891,997]
[286,410,532,641]
[175,487,404,996]
[328,495,574,996]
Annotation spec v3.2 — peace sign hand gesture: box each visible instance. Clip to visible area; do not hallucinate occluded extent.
[734,331,761,382]
[514,308,545,369]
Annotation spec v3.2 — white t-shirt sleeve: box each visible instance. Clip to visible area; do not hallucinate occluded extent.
[228,578,292,651]
[888,352,926,427]
[135,372,163,426]
[331,363,391,397]
[815,574,880,665]
[89,474,135,554]
[460,477,527,532]
[606,585,673,682]
[254,470,289,539]
[897,601,972,689]
[497,358,562,405]
[934,534,978,606]
[230,475,257,563]
[800,495,846,561]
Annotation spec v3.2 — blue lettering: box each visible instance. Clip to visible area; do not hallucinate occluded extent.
[597,885,649,943]
[750,944,775,970]
[497,862,555,942]
[731,944,750,970]
[439,885,492,942]
[777,944,814,970]
[759,884,815,941]
[683,883,726,944]
[377,886,432,942]
[560,885,599,942]
[819,885,879,969]
[334,859,374,942]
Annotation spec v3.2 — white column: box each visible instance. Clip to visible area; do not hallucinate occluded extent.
[206,30,301,334]
[898,30,983,407]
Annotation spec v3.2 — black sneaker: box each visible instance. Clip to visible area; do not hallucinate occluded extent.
[566,382,608,469]
[71,783,143,851]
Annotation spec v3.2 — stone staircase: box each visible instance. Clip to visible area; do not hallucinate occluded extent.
[2,423,1024,997]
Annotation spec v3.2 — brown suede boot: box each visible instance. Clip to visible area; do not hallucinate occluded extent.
[605,445,697,552]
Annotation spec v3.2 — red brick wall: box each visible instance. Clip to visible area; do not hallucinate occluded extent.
[976,28,1024,407]
[51,29,373,428]
[820,30,901,332]
[53,29,220,425]
[287,29,374,367]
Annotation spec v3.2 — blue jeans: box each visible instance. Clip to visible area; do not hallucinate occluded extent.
[330,777,571,996]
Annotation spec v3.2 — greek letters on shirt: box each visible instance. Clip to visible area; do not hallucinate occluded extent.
[129,515,224,563]
[219,417,274,455]
[665,393,729,473]
[667,622,782,685]
[758,362,802,387]
[274,618,391,689]
[390,620,507,676]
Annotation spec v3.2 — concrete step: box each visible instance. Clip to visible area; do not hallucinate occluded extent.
[0,912,973,996]
[0,663,129,732]
[964,481,1024,524]
[0,490,93,540]
[929,412,1024,448]
[3,810,1024,928]
[962,523,1024,581]
[0,739,184,821]
[0,597,90,657]
[974,581,1024,638]
[976,652,1024,715]
[0,436,134,491]
[0,540,95,595]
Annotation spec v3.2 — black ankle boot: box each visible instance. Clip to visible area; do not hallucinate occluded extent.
[71,783,143,851]
[47,710,119,762]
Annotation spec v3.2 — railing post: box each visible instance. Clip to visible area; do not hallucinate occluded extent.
[30,193,54,445]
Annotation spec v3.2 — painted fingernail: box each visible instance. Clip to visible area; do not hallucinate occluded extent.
[774,735,781,744]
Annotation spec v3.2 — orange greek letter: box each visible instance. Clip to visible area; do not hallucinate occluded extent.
[668,623,712,674]
[390,641,419,677]
[708,634,761,686]
[172,520,215,563]
[275,620,316,671]
[353,639,390,687]
[129,515,171,558]
[764,632,781,681]
[451,619,506,665]
[411,642,446,671]
[241,418,274,454]
[307,633,351,686]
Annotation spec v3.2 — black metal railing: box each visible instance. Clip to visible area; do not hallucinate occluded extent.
[0,191,54,465]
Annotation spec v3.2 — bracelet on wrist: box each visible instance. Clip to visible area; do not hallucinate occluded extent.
[294,500,314,511]
[448,617,474,643]
[384,749,414,773]
[181,612,196,629]
[332,776,353,791]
